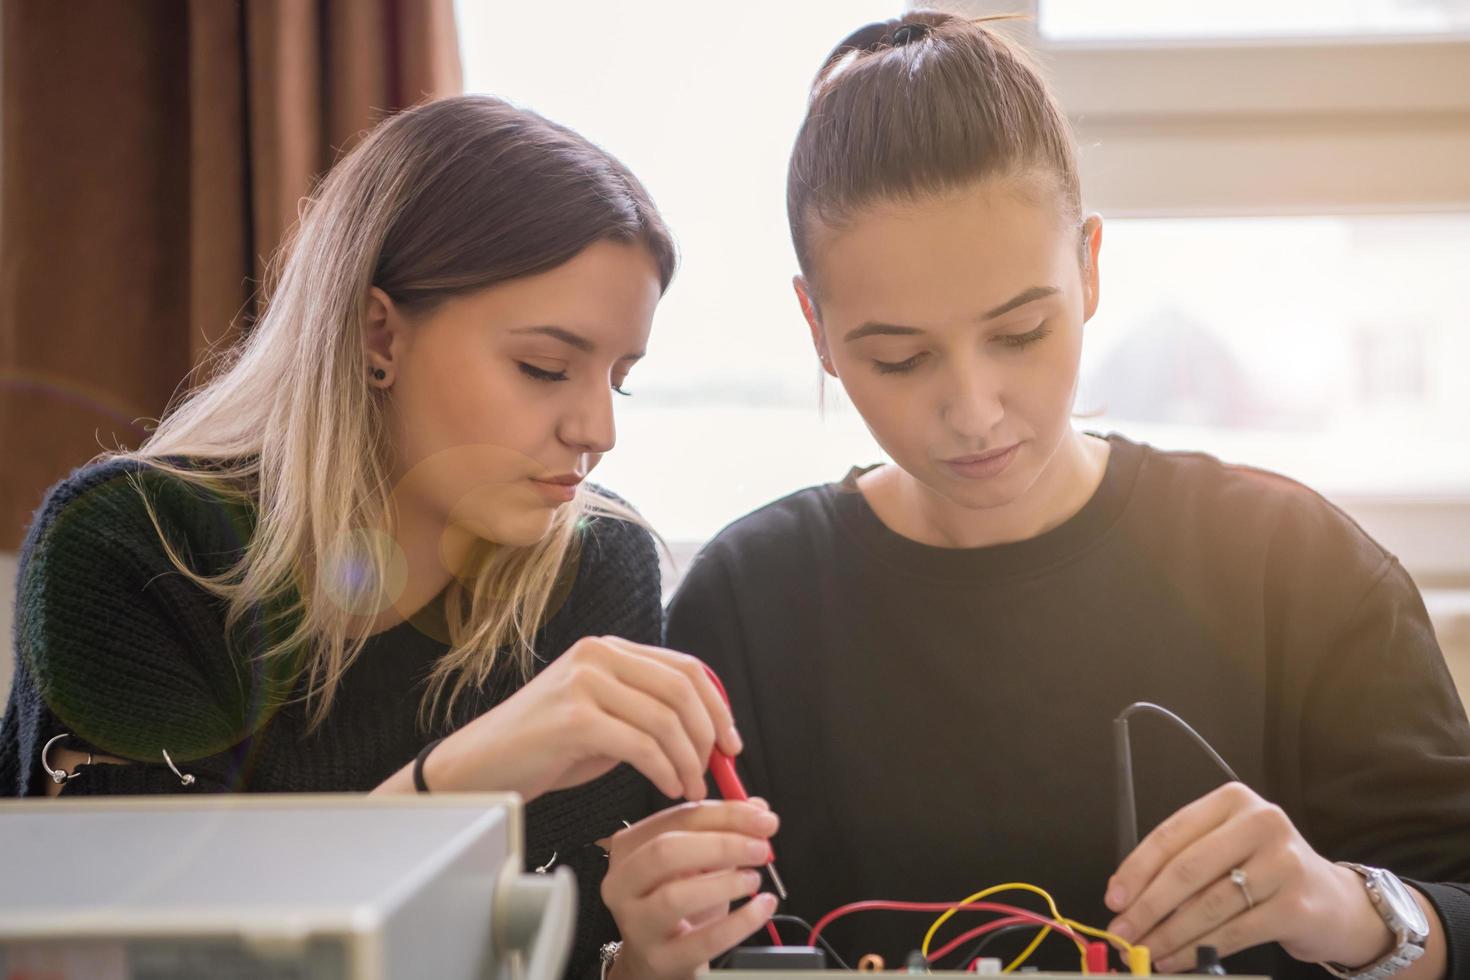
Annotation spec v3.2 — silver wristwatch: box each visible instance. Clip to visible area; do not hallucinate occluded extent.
[1322,863,1430,980]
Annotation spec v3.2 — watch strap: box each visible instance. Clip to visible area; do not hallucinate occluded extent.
[1322,863,1427,980]
[1324,943,1424,980]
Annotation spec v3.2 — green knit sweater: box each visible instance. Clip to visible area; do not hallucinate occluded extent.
[0,457,666,979]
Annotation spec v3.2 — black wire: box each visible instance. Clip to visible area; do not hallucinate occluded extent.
[1115,701,1242,860]
[1118,702,1240,781]
[772,914,854,971]
[930,922,1045,971]
[709,913,855,971]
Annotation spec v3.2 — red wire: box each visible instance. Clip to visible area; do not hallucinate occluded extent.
[805,900,1083,950]
[926,915,1037,965]
[765,920,782,945]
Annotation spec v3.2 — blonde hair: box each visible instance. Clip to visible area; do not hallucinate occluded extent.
[109,95,676,730]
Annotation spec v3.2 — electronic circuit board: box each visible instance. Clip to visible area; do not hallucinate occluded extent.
[709,972,1272,978]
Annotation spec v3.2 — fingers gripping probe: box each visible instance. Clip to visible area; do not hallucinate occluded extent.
[700,663,789,902]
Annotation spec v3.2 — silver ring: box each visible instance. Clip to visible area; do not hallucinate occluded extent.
[41,733,90,784]
[1230,867,1254,911]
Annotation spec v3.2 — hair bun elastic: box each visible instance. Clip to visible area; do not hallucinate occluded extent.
[890,23,932,46]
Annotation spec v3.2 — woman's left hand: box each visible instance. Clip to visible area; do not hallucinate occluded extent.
[601,799,780,980]
[1104,782,1399,973]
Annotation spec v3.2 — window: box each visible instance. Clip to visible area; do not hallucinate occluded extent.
[1077,214,1470,499]
[1040,0,1470,41]
[456,1,1470,582]
[455,0,898,544]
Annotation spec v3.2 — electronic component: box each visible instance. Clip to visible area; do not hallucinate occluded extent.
[1194,945,1228,975]
[725,947,829,971]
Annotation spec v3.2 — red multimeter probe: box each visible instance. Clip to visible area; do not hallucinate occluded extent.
[701,663,788,902]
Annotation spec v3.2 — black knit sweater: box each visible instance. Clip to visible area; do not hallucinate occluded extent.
[0,457,666,980]
[668,435,1470,979]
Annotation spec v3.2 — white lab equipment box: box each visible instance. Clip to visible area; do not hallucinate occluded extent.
[0,794,574,980]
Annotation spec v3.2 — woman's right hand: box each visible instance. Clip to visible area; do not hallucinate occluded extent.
[419,635,743,802]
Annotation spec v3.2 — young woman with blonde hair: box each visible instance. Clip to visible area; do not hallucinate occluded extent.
[1,95,778,980]
[668,13,1470,980]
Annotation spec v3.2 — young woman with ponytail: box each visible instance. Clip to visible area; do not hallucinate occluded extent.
[668,13,1470,980]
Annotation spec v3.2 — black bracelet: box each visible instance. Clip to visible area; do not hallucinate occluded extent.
[413,737,446,793]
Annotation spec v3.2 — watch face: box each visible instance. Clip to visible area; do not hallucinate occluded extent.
[1374,869,1431,940]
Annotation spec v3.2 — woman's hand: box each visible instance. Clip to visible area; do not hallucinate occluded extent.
[602,799,781,980]
[412,636,742,802]
[1104,782,1420,974]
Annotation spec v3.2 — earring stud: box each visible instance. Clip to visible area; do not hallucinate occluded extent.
[371,368,386,382]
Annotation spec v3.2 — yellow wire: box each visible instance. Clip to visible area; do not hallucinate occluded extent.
[1001,926,1053,973]
[920,883,1088,974]
[1063,919,1136,953]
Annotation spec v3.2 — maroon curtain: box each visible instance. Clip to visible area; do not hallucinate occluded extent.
[0,0,462,548]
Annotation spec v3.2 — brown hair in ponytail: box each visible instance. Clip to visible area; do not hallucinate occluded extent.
[787,11,1083,285]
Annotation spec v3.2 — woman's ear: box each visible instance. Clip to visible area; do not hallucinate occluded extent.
[793,275,837,377]
[364,286,406,387]
[1081,213,1104,324]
